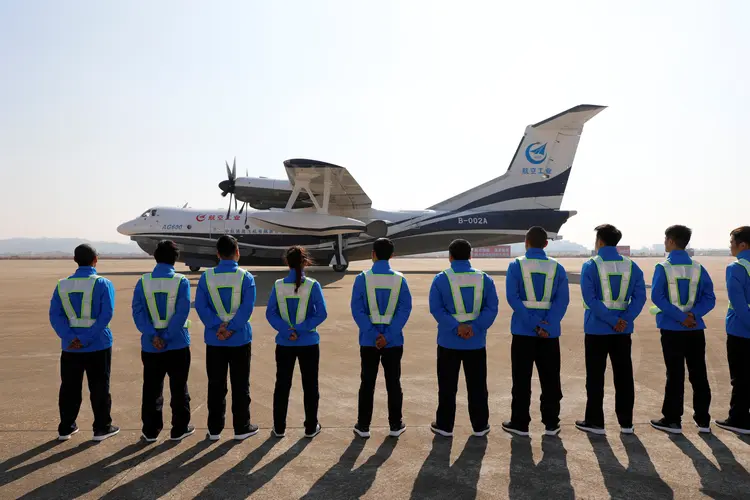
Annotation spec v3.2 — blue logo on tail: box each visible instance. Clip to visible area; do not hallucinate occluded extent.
[525,142,547,164]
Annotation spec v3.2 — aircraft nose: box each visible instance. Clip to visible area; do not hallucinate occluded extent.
[117,221,133,235]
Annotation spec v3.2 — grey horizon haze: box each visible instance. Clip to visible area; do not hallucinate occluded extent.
[1,0,748,249]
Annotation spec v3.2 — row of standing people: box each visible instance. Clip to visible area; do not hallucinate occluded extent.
[48,224,750,443]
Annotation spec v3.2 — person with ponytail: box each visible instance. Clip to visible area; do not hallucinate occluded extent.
[266,245,328,438]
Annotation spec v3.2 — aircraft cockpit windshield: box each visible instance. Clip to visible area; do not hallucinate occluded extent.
[140,208,158,218]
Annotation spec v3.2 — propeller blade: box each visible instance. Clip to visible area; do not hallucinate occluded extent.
[226,193,232,219]
[225,160,232,180]
[234,196,238,212]
[239,202,245,214]
[232,157,237,180]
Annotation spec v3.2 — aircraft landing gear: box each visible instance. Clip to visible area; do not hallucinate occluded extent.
[329,234,348,273]
[189,266,200,272]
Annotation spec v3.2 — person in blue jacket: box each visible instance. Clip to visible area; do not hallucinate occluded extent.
[132,240,195,442]
[715,226,750,435]
[428,238,499,438]
[266,245,327,439]
[195,235,258,441]
[351,238,412,439]
[502,226,569,437]
[649,225,715,435]
[48,244,119,442]
[576,224,646,436]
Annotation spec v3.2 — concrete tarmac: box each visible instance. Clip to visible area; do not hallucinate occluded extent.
[1,257,749,499]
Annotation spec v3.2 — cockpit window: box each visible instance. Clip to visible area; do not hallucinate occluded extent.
[140,209,158,217]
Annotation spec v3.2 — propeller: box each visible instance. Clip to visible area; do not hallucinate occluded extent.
[219,157,238,218]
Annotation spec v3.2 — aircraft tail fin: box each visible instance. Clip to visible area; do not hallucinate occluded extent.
[427,104,606,212]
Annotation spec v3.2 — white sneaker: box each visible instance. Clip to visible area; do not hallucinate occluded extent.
[621,426,635,435]
[141,433,158,443]
[545,426,561,436]
[207,433,221,441]
[430,422,453,437]
[390,423,407,437]
[58,428,79,441]
[353,425,370,438]
[272,428,285,438]
[696,423,712,434]
[473,426,491,437]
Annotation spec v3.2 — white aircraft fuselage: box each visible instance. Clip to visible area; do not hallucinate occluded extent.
[116,104,605,272]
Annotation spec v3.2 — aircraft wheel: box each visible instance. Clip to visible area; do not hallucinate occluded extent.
[189,266,201,272]
[332,264,348,273]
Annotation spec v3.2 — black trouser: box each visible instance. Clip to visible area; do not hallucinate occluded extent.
[435,346,489,432]
[206,343,251,435]
[273,344,320,433]
[510,335,562,428]
[584,334,634,427]
[727,334,750,425]
[141,347,192,437]
[357,346,404,429]
[660,329,711,425]
[58,348,112,435]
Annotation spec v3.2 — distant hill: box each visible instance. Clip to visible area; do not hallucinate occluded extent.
[0,238,146,256]
[509,239,590,255]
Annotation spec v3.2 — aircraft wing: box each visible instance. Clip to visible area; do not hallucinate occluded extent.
[283,159,372,211]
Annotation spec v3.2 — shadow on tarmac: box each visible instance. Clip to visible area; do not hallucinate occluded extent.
[410,435,487,500]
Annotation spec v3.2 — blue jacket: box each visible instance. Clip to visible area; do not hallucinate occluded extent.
[132,263,191,353]
[651,250,715,331]
[581,247,647,335]
[266,269,328,346]
[195,260,255,346]
[49,266,115,352]
[429,260,499,350]
[726,249,750,339]
[506,248,570,338]
[351,260,413,348]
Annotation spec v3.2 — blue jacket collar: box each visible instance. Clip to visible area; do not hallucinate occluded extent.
[74,266,97,277]
[287,268,304,280]
[738,249,750,261]
[525,247,547,258]
[450,260,472,271]
[668,249,690,260]
[217,259,239,269]
[597,246,620,259]
[153,262,175,273]
[372,260,392,272]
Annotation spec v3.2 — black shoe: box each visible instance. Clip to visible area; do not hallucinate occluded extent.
[501,421,530,437]
[390,422,407,438]
[58,424,79,441]
[141,431,158,443]
[473,425,490,437]
[234,424,259,440]
[93,425,120,442]
[650,418,682,434]
[353,424,370,438]
[272,427,285,438]
[715,418,750,435]
[544,423,561,436]
[170,424,196,441]
[430,421,453,437]
[305,423,322,438]
[575,420,606,435]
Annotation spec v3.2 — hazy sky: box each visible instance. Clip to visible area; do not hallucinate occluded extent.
[1,0,747,248]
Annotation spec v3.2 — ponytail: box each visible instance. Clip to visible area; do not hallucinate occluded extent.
[284,245,312,292]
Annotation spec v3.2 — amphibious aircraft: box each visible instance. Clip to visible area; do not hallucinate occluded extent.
[116,104,605,272]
